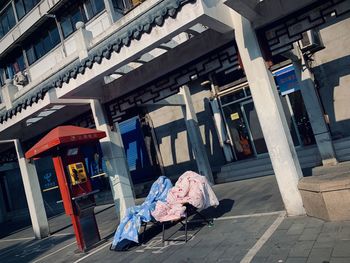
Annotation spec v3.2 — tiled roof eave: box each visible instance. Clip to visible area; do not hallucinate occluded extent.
[0,0,195,125]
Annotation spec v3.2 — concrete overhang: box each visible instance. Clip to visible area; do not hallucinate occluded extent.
[224,0,319,28]
[0,90,90,142]
[55,0,236,102]
[0,0,236,143]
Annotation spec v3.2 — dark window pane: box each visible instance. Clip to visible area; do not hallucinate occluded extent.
[23,0,34,12]
[0,24,4,38]
[34,41,45,59]
[50,26,60,46]
[86,0,105,19]
[6,6,16,28]
[93,0,105,14]
[26,46,36,65]
[1,15,10,32]
[61,17,73,38]
[71,9,84,30]
[112,0,125,11]
[85,1,94,19]
[15,0,26,20]
[17,54,25,71]
[42,33,51,52]
[6,65,14,79]
[0,69,5,86]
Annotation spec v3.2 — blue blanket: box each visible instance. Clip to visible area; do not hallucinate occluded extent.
[111,176,173,248]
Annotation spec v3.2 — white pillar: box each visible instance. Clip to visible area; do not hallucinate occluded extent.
[1,79,18,110]
[232,14,305,216]
[292,53,338,166]
[209,98,234,162]
[75,22,93,61]
[180,85,214,184]
[90,99,135,218]
[14,140,49,239]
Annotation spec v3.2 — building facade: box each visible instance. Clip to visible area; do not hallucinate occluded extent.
[0,0,349,238]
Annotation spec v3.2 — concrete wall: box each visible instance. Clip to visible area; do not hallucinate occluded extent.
[27,11,111,82]
[148,79,226,178]
[313,14,350,138]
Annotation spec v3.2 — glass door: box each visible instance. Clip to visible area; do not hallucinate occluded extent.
[222,100,255,161]
[240,100,268,155]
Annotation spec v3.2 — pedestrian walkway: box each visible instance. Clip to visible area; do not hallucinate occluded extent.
[0,175,349,263]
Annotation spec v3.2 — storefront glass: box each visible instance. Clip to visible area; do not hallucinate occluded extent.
[220,82,313,161]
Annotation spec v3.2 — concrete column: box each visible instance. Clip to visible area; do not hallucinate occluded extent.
[292,51,338,166]
[180,85,214,184]
[209,98,234,162]
[232,14,305,216]
[14,140,49,239]
[75,22,93,61]
[90,99,135,218]
[1,79,19,110]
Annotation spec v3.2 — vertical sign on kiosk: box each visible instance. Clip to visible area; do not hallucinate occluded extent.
[52,146,100,252]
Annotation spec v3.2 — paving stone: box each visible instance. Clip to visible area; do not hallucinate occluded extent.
[251,256,268,263]
[313,240,336,249]
[285,257,308,263]
[332,240,350,257]
[330,258,350,263]
[306,248,332,263]
[264,249,290,263]
[322,222,342,234]
[278,219,295,230]
[288,241,314,257]
[305,218,325,229]
[316,233,338,244]
[287,224,306,235]
[298,228,321,241]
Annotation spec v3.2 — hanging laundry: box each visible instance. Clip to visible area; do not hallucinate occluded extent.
[111,176,173,249]
[152,171,219,222]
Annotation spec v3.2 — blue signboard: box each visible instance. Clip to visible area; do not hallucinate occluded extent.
[119,116,156,184]
[274,65,300,96]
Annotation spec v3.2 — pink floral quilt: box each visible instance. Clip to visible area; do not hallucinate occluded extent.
[151,171,219,222]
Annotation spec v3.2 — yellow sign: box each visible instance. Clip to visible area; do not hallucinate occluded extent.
[230,112,239,120]
[68,162,87,185]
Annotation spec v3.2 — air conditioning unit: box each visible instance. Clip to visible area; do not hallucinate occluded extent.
[13,71,29,86]
[298,29,324,53]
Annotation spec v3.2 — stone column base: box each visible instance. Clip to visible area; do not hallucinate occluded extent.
[298,173,350,221]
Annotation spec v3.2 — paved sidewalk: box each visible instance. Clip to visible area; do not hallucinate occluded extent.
[0,175,349,263]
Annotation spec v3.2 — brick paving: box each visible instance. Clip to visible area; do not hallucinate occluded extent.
[0,175,350,263]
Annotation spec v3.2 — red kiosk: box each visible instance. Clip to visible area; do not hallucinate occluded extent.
[25,125,106,252]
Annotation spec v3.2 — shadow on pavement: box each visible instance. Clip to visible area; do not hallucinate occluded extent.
[198,198,235,219]
[0,234,74,263]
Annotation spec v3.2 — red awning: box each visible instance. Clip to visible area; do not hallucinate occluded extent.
[25,125,106,159]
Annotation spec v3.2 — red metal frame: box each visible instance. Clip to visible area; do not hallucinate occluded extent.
[25,126,106,252]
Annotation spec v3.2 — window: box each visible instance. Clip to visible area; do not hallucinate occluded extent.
[60,5,86,38]
[58,0,105,39]
[0,68,5,87]
[112,0,129,13]
[15,0,41,21]
[0,49,26,81]
[85,0,105,19]
[0,4,16,39]
[25,21,61,65]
